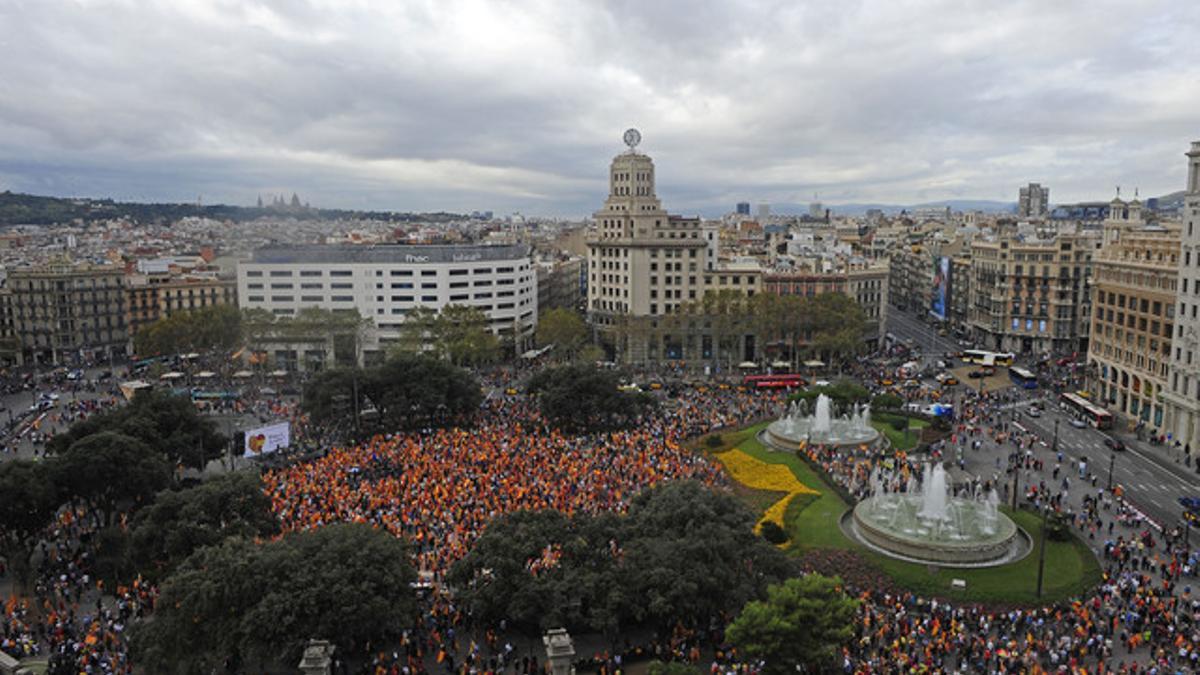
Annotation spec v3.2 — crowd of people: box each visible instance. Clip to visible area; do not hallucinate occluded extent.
[8,352,1200,673]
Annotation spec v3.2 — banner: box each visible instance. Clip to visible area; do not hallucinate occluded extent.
[930,256,950,320]
[243,422,291,457]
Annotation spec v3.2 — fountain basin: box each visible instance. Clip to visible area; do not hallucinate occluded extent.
[763,418,882,452]
[846,496,1027,567]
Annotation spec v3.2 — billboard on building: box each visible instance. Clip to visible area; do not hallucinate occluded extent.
[243,422,291,458]
[930,256,950,320]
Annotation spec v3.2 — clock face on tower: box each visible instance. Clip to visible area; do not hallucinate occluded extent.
[623,128,641,149]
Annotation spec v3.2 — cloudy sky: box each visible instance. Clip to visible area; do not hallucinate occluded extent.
[1,0,1198,216]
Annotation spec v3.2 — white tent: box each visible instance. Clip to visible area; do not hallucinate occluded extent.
[159,371,185,380]
[737,361,758,370]
[183,352,201,360]
[269,370,289,378]
[770,360,790,369]
[233,370,254,378]
[803,360,826,368]
[195,371,217,379]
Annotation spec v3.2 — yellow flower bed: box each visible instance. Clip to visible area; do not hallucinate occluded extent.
[716,449,818,537]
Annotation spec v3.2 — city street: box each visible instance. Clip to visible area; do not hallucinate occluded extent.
[885,305,1200,531]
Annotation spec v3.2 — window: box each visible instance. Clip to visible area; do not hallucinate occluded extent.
[247,295,264,302]
[331,295,353,302]
[392,282,413,289]
[300,270,322,277]
[247,283,263,290]
[330,270,352,277]
[270,283,293,289]
[390,270,413,277]
[450,269,468,276]
[269,270,292,277]
[391,295,413,302]
[473,268,492,274]
[270,295,293,302]
[421,270,436,277]
[246,271,263,277]
[300,295,322,302]
[300,283,321,289]
[450,294,468,301]
[449,281,468,288]
[421,295,437,302]
[330,283,352,289]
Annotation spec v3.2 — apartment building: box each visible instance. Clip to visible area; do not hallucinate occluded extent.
[2,260,128,366]
[968,231,1099,354]
[127,272,237,338]
[1087,200,1178,436]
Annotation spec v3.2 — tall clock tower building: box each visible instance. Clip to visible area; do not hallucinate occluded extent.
[586,131,708,361]
[1164,140,1200,452]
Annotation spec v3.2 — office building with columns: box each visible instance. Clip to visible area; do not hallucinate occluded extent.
[1086,198,1178,437]
[1164,141,1200,452]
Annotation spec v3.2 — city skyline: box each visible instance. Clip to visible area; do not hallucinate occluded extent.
[1,0,1198,217]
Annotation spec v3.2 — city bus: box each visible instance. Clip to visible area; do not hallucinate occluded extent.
[1060,392,1114,430]
[962,350,1015,366]
[741,373,807,389]
[1009,366,1039,389]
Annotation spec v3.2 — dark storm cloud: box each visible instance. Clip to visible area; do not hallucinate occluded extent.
[0,0,1197,216]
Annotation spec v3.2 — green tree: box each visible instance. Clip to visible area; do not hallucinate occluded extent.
[130,524,418,674]
[134,304,243,358]
[0,460,60,587]
[437,304,501,366]
[449,481,791,636]
[302,354,482,433]
[802,293,867,368]
[527,364,656,432]
[53,432,171,524]
[129,472,280,579]
[47,389,226,471]
[726,575,859,674]
[536,308,588,359]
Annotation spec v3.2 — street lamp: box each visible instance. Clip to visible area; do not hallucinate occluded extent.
[1107,450,1116,492]
[1052,418,1060,454]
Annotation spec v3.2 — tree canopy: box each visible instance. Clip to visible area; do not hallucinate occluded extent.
[133,304,242,358]
[0,460,61,585]
[725,575,859,674]
[130,524,417,674]
[527,364,656,432]
[535,308,588,359]
[129,472,280,579]
[393,304,501,366]
[46,389,226,471]
[53,432,172,522]
[302,354,482,433]
[448,481,792,636]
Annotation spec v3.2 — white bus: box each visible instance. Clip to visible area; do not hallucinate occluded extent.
[962,349,1015,366]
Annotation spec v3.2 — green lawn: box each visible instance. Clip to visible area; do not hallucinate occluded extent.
[710,424,1102,605]
[871,418,929,451]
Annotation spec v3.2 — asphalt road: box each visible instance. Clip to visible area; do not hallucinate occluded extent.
[885,306,1199,530]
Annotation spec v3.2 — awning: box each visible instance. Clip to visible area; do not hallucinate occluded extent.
[737,361,758,369]
[770,360,790,369]
[269,370,288,377]
[803,360,826,368]
[195,371,217,379]
[233,370,254,378]
[159,372,184,380]
[184,353,201,360]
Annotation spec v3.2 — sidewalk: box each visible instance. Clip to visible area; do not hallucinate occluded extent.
[1111,428,1200,486]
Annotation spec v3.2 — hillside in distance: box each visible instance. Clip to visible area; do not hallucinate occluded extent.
[0,191,465,226]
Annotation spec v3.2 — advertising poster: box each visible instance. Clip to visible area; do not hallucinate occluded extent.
[930,256,950,320]
[243,422,291,458]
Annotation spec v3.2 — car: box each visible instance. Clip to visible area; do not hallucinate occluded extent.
[879,378,895,386]
[1026,407,1042,418]
[1179,496,1200,512]
[1069,418,1088,429]
[902,380,921,389]
[1104,437,1126,452]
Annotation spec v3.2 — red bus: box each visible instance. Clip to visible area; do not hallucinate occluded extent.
[742,373,807,389]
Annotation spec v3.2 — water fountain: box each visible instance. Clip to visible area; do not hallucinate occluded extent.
[843,462,1026,567]
[762,393,882,452]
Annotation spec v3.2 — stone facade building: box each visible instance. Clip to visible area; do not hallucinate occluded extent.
[2,261,128,366]
[1164,141,1200,452]
[968,232,1098,355]
[1086,200,1178,436]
